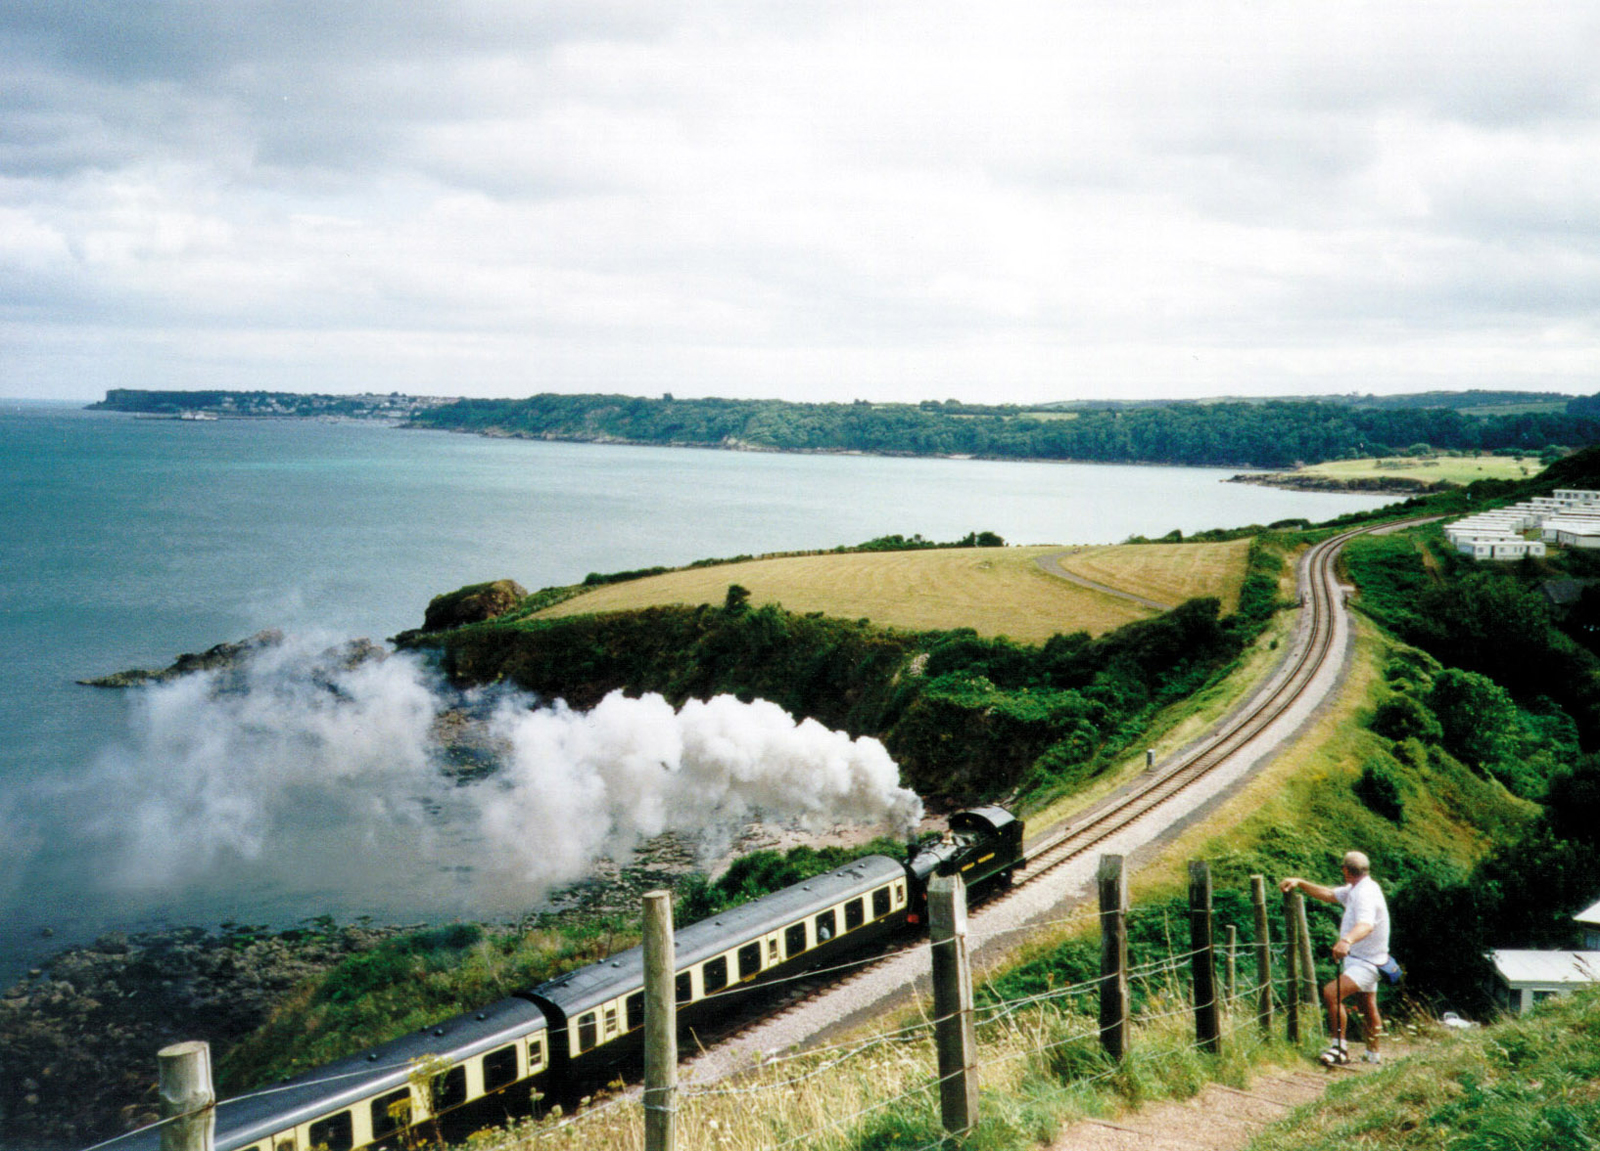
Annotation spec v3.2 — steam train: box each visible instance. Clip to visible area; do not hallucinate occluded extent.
[108,807,1023,1151]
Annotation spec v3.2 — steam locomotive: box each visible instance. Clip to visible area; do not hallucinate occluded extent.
[107,806,1023,1151]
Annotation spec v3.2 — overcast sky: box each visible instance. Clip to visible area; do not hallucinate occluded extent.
[3,2,1598,405]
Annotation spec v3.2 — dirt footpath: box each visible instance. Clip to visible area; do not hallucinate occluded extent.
[1047,1065,1355,1151]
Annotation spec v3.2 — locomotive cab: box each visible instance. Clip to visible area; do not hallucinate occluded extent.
[941,806,1024,886]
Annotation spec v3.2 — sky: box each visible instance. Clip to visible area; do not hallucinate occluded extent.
[2,2,1598,406]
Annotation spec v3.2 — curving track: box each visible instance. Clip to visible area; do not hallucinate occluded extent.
[686,521,1409,1080]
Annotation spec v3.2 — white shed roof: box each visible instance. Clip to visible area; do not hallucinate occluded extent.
[1575,900,1600,928]
[1489,950,1600,986]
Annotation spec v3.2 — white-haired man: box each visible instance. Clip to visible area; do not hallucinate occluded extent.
[1279,851,1390,1065]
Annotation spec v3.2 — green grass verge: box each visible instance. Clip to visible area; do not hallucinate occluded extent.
[1248,989,1600,1150]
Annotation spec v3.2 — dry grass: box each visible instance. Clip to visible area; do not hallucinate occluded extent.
[1299,454,1535,484]
[534,546,1174,643]
[1022,548,1301,845]
[1048,540,1253,612]
[472,988,1296,1151]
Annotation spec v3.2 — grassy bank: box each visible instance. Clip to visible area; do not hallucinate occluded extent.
[1249,989,1600,1150]
[1299,454,1539,485]
[530,541,1254,643]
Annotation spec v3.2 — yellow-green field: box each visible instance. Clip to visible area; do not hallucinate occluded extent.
[1048,539,1251,613]
[533,542,1251,643]
[1300,453,1539,483]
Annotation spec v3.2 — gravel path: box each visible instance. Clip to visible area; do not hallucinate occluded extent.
[682,541,1351,1086]
[1045,1067,1333,1151]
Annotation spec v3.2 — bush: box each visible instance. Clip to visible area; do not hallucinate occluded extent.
[1370,695,1443,743]
[1354,762,1406,822]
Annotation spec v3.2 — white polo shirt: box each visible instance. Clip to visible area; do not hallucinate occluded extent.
[1333,875,1390,964]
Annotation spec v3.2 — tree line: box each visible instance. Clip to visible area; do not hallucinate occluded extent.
[411,392,1600,469]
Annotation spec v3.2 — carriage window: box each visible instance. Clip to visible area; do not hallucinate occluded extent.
[577,1012,598,1053]
[371,1088,412,1139]
[676,971,693,1003]
[528,1037,545,1070]
[767,937,780,963]
[894,881,905,904]
[738,942,762,979]
[604,1006,618,1035]
[432,1066,467,1111]
[483,1044,519,1092]
[703,955,729,994]
[626,991,644,1031]
[307,1111,353,1151]
[815,909,837,942]
[845,898,865,930]
[785,922,807,957]
[873,887,892,918]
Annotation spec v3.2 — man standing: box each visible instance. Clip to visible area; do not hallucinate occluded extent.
[1279,851,1390,1065]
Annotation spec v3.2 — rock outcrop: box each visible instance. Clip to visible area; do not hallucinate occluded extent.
[78,630,286,688]
[419,579,528,632]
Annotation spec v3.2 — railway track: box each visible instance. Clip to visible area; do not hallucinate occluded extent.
[1009,524,1361,886]
[682,520,1425,1083]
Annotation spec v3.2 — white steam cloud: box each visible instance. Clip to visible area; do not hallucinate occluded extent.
[81,635,922,912]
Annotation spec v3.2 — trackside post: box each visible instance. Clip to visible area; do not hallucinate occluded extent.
[929,873,978,1136]
[643,890,677,1151]
[157,1040,214,1151]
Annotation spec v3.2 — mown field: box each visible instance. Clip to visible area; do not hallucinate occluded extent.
[1300,453,1538,484]
[1049,538,1251,612]
[532,542,1252,643]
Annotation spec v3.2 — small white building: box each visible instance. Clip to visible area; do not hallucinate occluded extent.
[1578,901,1600,950]
[1453,536,1547,560]
[1488,950,1600,1014]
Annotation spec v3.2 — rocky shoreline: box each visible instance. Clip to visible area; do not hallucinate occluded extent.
[1226,471,1457,494]
[0,922,406,1150]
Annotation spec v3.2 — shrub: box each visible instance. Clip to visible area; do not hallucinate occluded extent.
[1354,762,1406,822]
[1370,694,1443,743]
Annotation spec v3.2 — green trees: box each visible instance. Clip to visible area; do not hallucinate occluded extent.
[409,393,1600,468]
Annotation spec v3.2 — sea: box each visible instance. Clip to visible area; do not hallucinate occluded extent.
[0,399,1397,982]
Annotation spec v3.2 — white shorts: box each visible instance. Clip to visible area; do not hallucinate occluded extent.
[1341,957,1379,993]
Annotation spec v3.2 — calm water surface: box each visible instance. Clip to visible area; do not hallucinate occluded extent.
[0,401,1395,978]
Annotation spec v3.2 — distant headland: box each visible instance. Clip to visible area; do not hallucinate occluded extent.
[89,387,1600,475]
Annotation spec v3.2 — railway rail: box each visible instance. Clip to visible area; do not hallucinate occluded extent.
[1011,524,1359,883]
[687,519,1416,1081]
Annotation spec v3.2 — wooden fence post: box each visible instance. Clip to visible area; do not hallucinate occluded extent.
[1294,893,1321,1039]
[1098,854,1129,1061]
[1282,888,1301,1043]
[643,890,677,1151]
[157,1041,214,1151]
[1188,861,1221,1055]
[1250,876,1274,1035]
[1225,925,1238,1007]
[929,874,978,1137]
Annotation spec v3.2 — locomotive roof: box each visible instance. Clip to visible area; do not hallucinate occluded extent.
[107,997,547,1151]
[949,805,1019,836]
[531,854,907,1020]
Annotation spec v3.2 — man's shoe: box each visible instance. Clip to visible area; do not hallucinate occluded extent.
[1362,1051,1383,1064]
[1318,1044,1350,1066]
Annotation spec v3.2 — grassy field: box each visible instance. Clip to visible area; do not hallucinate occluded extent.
[1050,539,1252,612]
[1299,454,1540,484]
[533,543,1252,643]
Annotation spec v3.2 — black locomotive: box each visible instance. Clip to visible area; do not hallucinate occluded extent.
[104,806,1023,1151]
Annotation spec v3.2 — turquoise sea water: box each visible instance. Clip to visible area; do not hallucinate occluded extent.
[0,400,1396,979]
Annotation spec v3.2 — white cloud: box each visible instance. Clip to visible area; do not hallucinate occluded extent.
[2,1,1598,402]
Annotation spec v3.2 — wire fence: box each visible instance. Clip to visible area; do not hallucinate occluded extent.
[107,865,1343,1151]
